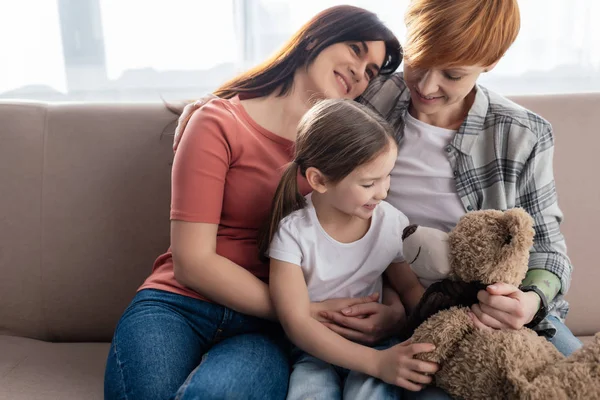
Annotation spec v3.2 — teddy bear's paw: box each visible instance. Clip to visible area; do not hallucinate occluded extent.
[412,306,473,364]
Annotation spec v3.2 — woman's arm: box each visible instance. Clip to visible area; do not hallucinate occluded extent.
[473,124,569,330]
[169,100,280,320]
[385,261,425,314]
[172,221,276,320]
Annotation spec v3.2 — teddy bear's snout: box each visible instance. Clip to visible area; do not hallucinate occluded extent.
[402,224,418,240]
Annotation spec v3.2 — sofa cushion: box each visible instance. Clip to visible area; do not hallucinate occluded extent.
[0,335,108,400]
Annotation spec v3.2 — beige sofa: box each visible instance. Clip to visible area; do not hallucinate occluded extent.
[1,94,599,399]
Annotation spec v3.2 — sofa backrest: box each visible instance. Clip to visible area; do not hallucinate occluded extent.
[514,93,600,336]
[0,93,599,342]
[0,102,174,341]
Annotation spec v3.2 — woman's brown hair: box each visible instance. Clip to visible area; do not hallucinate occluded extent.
[215,5,402,100]
[257,99,397,259]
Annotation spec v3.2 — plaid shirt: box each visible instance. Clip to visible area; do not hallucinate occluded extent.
[359,73,572,337]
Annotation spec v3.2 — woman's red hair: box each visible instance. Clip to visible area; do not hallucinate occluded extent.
[404,0,520,69]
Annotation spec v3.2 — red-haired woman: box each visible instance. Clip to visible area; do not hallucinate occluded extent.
[104,5,403,400]
[355,0,580,398]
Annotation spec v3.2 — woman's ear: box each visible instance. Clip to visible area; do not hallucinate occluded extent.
[305,167,328,193]
[483,60,500,73]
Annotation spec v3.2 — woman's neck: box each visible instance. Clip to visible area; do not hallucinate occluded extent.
[239,73,316,141]
[311,192,371,244]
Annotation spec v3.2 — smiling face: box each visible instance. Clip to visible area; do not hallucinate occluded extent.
[319,139,397,220]
[304,40,386,100]
[403,63,490,126]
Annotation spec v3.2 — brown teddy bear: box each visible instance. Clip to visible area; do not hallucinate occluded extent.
[401,208,600,400]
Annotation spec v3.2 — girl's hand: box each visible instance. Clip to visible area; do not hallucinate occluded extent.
[471,282,540,330]
[319,300,405,345]
[310,293,380,323]
[375,339,439,391]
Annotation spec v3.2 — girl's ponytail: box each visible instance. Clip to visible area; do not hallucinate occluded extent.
[258,161,307,260]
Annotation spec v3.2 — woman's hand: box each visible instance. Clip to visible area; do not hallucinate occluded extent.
[173,95,217,151]
[470,282,540,330]
[317,293,406,345]
[310,293,380,322]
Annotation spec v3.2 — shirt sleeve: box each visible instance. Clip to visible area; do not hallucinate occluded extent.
[516,123,572,295]
[358,72,408,136]
[268,217,304,266]
[392,209,410,263]
[170,100,236,224]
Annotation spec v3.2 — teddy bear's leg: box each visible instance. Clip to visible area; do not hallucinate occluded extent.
[411,306,473,365]
[441,328,562,400]
[520,332,600,400]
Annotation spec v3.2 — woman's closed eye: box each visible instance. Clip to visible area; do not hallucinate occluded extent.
[443,71,463,81]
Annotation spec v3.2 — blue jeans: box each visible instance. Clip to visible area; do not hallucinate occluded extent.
[401,316,582,400]
[104,289,290,400]
[286,340,402,400]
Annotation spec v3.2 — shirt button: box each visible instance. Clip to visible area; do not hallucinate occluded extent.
[467,205,473,211]
[445,146,452,153]
[453,170,458,177]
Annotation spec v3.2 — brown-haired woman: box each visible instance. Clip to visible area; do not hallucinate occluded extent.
[104,5,403,400]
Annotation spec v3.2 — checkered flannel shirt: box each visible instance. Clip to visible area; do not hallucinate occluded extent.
[359,73,573,337]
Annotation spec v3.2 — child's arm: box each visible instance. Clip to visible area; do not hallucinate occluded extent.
[385,261,426,315]
[270,259,380,375]
[270,259,438,389]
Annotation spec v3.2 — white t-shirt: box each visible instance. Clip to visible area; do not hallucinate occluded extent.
[268,194,410,302]
[386,112,466,232]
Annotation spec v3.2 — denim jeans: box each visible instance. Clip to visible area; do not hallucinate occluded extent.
[104,289,290,400]
[286,339,402,400]
[401,315,584,400]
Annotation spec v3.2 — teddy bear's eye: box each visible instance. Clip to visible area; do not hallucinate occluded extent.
[505,234,513,245]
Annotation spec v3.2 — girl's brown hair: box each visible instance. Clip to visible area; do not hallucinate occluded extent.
[404,0,520,69]
[215,5,402,99]
[257,99,397,259]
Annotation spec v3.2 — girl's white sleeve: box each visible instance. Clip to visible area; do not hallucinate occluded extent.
[393,210,410,263]
[267,217,303,266]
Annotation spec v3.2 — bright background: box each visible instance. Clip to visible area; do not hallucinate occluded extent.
[0,0,598,102]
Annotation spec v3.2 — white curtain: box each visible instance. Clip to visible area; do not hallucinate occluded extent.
[0,0,598,102]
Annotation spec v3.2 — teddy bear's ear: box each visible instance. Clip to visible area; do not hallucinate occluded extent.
[502,208,535,247]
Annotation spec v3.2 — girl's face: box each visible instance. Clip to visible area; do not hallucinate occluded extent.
[403,63,488,124]
[304,40,387,100]
[322,141,398,220]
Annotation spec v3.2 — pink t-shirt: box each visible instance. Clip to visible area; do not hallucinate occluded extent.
[139,96,310,300]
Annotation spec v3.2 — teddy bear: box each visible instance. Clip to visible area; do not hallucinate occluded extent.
[400,208,600,400]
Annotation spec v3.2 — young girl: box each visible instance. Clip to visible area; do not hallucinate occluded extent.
[261,99,439,399]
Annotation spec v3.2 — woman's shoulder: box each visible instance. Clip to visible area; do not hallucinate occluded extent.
[187,96,241,126]
[178,97,249,150]
[479,86,553,136]
[359,72,410,110]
